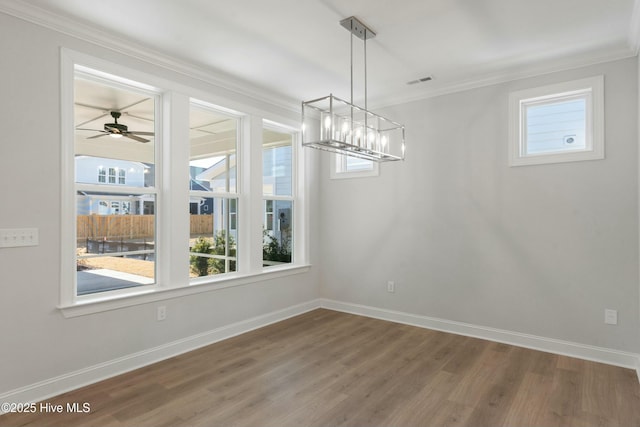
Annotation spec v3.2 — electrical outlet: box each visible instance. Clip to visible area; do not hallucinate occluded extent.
[387,281,395,293]
[157,306,167,321]
[0,228,39,248]
[604,309,617,325]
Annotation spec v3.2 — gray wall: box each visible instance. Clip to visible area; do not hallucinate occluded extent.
[0,12,320,394]
[1,8,639,397]
[320,57,640,352]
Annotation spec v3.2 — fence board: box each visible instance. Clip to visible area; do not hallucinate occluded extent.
[77,215,213,239]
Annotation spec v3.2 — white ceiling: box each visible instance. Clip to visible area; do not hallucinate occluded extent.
[12,0,640,107]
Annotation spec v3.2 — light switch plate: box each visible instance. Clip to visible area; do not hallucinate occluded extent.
[0,228,39,248]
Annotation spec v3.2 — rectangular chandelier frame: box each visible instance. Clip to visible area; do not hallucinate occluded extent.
[302,94,405,162]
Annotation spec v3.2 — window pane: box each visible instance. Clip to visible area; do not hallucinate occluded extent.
[74,73,156,296]
[525,97,586,154]
[263,129,292,197]
[189,104,238,193]
[74,77,155,185]
[263,200,292,266]
[76,194,155,295]
[344,155,373,172]
[190,197,237,277]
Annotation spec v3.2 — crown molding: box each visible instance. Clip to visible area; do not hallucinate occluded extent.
[629,0,640,54]
[372,44,636,109]
[1,0,637,114]
[0,0,300,115]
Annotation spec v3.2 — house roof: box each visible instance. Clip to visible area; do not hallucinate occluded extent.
[195,157,236,183]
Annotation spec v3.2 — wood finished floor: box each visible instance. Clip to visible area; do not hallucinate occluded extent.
[2,309,640,427]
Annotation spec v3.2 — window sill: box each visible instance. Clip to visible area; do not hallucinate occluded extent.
[58,264,311,318]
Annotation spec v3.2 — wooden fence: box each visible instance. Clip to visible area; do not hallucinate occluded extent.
[77,215,214,240]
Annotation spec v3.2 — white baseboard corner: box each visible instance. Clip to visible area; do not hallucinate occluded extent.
[319,299,640,373]
[0,299,322,412]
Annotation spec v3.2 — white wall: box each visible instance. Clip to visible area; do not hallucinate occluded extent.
[320,57,640,353]
[0,12,320,395]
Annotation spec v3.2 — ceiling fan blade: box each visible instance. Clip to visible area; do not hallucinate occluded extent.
[86,133,108,139]
[76,128,106,132]
[124,133,149,143]
[127,131,155,136]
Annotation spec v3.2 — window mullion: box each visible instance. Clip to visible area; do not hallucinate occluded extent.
[161,91,191,288]
[243,115,265,273]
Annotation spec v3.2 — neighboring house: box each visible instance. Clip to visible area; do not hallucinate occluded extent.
[190,165,213,215]
[76,147,292,246]
[190,147,292,248]
[262,145,292,247]
[75,156,151,215]
[191,160,237,242]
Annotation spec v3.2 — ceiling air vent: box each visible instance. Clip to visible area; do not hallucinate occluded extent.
[407,76,433,85]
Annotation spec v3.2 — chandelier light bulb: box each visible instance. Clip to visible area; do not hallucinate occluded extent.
[324,116,332,129]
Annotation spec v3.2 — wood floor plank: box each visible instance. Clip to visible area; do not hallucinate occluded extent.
[2,309,639,427]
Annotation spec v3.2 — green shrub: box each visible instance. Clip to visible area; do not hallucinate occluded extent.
[190,233,236,276]
[190,236,212,276]
[263,230,291,263]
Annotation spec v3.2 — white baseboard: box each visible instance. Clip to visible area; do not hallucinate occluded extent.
[0,299,321,410]
[3,297,638,409]
[319,299,640,371]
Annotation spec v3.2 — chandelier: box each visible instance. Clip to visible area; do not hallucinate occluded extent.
[302,17,405,162]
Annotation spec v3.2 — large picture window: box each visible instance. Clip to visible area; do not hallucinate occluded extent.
[61,49,307,314]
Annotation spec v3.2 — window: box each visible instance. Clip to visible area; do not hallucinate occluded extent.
[61,49,307,313]
[97,167,106,183]
[73,68,158,297]
[509,76,604,166]
[330,153,379,178]
[189,101,239,279]
[263,125,294,266]
[108,167,116,183]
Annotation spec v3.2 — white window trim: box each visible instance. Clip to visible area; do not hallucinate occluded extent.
[330,153,379,179]
[60,48,309,317]
[508,75,604,167]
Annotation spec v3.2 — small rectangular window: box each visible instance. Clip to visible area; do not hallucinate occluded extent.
[331,153,379,178]
[509,76,604,166]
